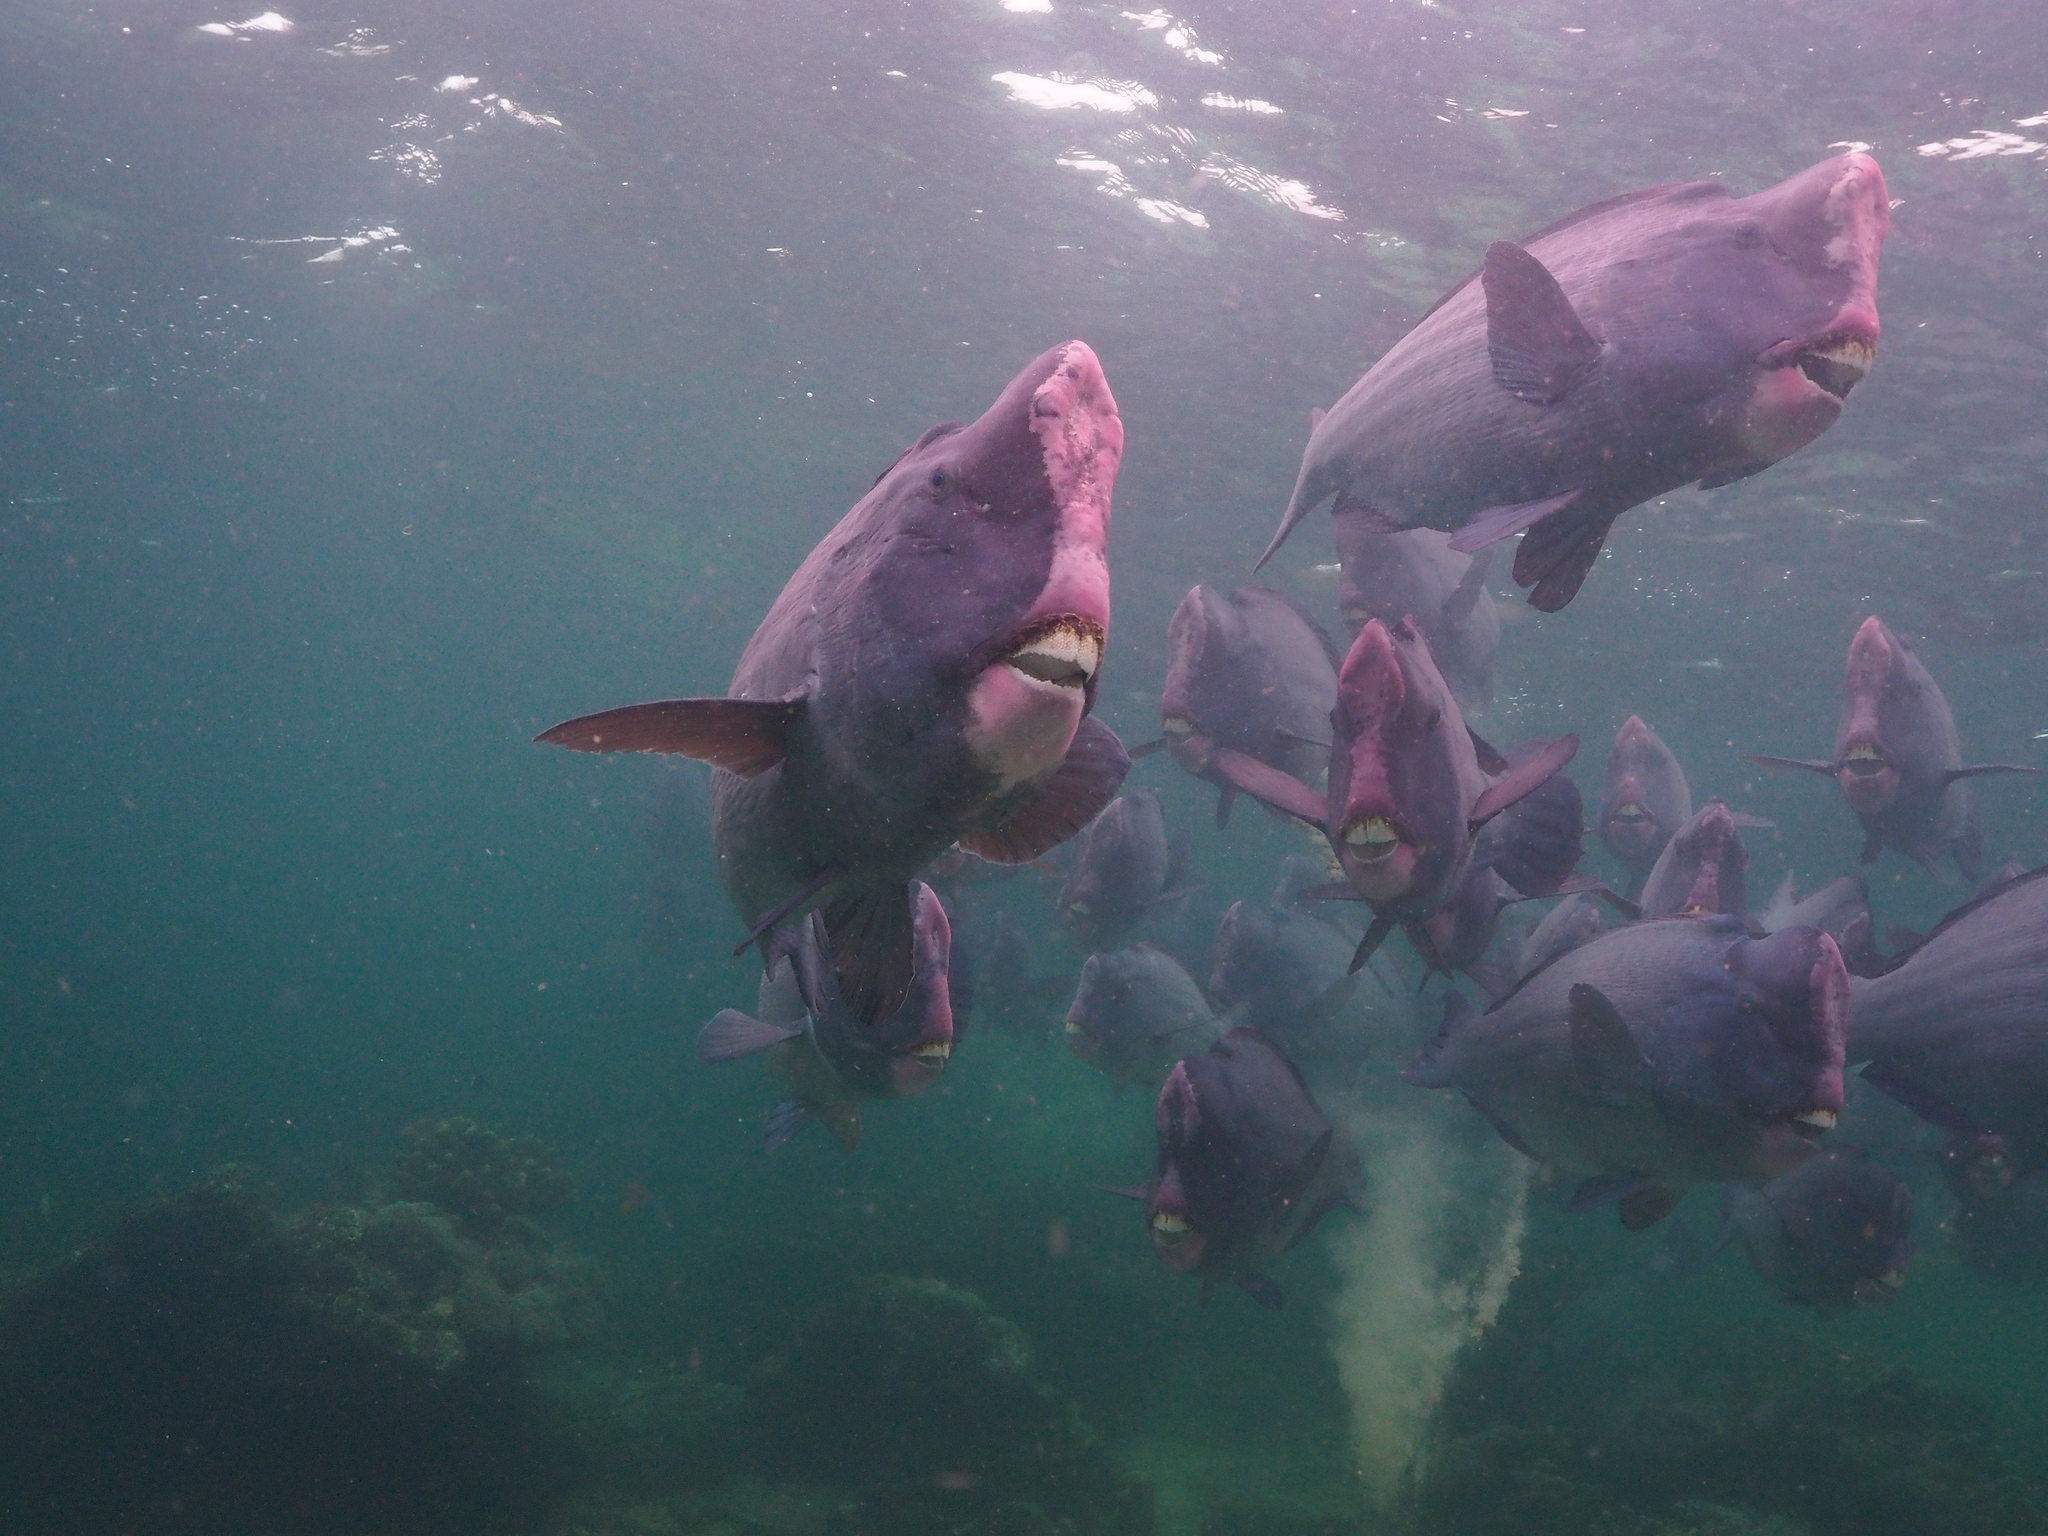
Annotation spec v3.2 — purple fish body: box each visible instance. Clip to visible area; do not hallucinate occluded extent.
[1722,1145,1912,1310]
[698,882,959,1153]
[1851,866,2048,1158]
[538,343,1130,1024]
[1156,585,1338,827]
[1599,715,1692,892]
[1752,617,2038,880]
[1516,891,1607,980]
[1064,943,1224,1089]
[1140,1028,1353,1307]
[1259,153,1889,611]
[1058,790,1181,950]
[1404,917,1850,1226]
[1333,525,1498,705]
[1637,801,1751,920]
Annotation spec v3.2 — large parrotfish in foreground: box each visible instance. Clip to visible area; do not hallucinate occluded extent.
[538,342,1130,1025]
[1206,615,1579,973]
[1258,152,1890,611]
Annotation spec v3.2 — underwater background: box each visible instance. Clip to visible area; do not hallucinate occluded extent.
[4,0,2048,1531]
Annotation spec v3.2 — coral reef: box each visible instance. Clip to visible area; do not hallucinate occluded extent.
[394,1114,578,1228]
[751,1276,1153,1536]
[0,1125,603,1535]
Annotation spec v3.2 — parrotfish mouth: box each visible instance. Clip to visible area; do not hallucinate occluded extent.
[1791,1106,1838,1134]
[1149,1208,1205,1271]
[1001,614,1105,692]
[1608,801,1653,826]
[1837,742,1887,777]
[1786,330,1876,401]
[1341,815,1405,864]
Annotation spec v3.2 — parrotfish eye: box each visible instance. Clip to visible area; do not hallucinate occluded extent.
[1343,817,1401,862]
[1732,220,1765,248]
[929,468,948,489]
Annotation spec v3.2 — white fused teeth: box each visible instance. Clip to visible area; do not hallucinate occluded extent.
[1067,900,1093,917]
[1793,1106,1838,1131]
[1063,1017,1085,1037]
[1845,743,1883,760]
[1005,621,1103,689]
[1878,1267,1906,1289]
[1343,817,1400,861]
[1162,715,1195,739]
[1610,803,1652,824]
[1150,1211,1191,1237]
[910,1041,951,1067]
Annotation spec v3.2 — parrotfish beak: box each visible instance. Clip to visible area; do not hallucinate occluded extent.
[1338,813,1419,902]
[967,614,1106,793]
[1834,739,1899,816]
[1148,1164,1205,1272]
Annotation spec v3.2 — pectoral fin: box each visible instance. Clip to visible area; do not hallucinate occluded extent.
[1207,747,1331,828]
[1746,754,1837,777]
[1347,914,1398,975]
[1512,498,1623,612]
[1483,240,1603,404]
[958,715,1131,864]
[1448,490,1584,556]
[1617,1182,1685,1231]
[1947,763,2045,783]
[1569,983,1648,1108]
[1470,734,1581,827]
[536,694,806,776]
[698,1011,805,1063]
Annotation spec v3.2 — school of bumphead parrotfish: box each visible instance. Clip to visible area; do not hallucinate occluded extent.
[539,149,2046,1313]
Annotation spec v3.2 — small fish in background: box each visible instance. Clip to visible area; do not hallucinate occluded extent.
[1721,1145,1913,1310]
[1760,874,1878,977]
[1598,715,1692,898]
[1852,866,2048,1163]
[1405,918,1850,1230]
[959,908,1071,1041]
[1938,1132,2048,1282]
[1056,789,1190,951]
[1207,898,1396,1089]
[1146,583,1339,828]
[1514,890,1607,982]
[1110,1027,1356,1308]
[1750,616,2041,880]
[1331,525,1499,706]
[1063,944,1226,1090]
[1636,801,1760,921]
[1206,615,1577,973]
[698,882,960,1153]
[1257,152,1889,611]
[538,341,1129,1029]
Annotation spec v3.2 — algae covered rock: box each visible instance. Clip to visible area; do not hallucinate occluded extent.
[753,1276,1151,1536]
[394,1114,578,1228]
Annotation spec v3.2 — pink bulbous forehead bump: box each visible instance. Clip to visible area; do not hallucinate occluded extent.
[1022,341,1122,633]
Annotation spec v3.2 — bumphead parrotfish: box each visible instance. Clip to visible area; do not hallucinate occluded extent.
[1149,584,1339,829]
[1332,525,1499,705]
[538,342,1129,1025]
[1598,715,1692,895]
[1205,615,1578,972]
[1056,789,1187,951]
[698,881,959,1153]
[1721,1144,1912,1311]
[1124,1027,1354,1307]
[1750,616,2038,880]
[1404,917,1849,1229]
[1063,943,1225,1090]
[1257,153,1889,611]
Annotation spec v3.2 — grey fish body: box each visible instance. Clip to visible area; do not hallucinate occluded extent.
[1722,1145,1912,1310]
[1065,944,1226,1089]
[1405,918,1848,1212]
[1157,584,1339,825]
[1516,891,1607,980]
[1260,154,1889,611]
[1851,866,2048,1156]
[1058,789,1181,951]
[1333,525,1498,704]
[1207,900,1398,1087]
